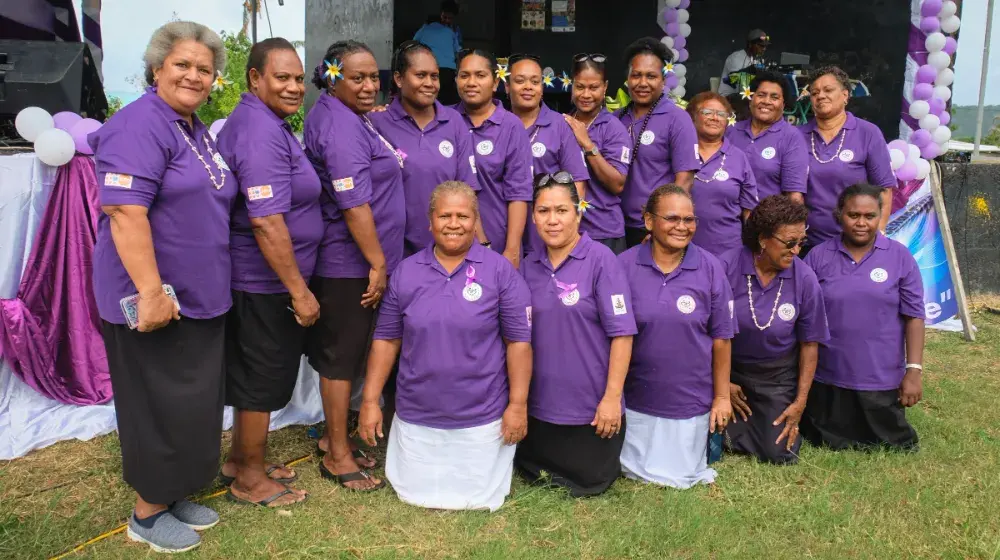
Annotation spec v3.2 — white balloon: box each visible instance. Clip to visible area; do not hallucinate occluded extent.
[889,148,906,170]
[919,114,941,131]
[665,0,682,7]
[925,32,947,53]
[677,8,690,23]
[542,66,555,77]
[660,36,675,49]
[939,1,957,18]
[673,63,687,77]
[932,124,952,144]
[907,144,922,161]
[34,128,76,167]
[678,76,687,87]
[940,15,961,34]
[671,48,681,61]
[15,107,54,142]
[935,67,955,87]
[915,158,931,180]
[673,86,686,98]
[928,51,951,71]
[909,100,930,119]
[933,85,952,102]
[679,23,692,38]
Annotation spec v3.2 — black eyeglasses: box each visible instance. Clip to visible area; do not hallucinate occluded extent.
[508,53,542,66]
[534,171,574,188]
[648,212,698,227]
[771,235,808,250]
[573,53,607,64]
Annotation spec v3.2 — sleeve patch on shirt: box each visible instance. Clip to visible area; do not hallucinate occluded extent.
[247,185,274,201]
[104,173,133,188]
[620,146,631,164]
[526,306,532,327]
[611,294,628,316]
[333,177,355,192]
[469,155,477,174]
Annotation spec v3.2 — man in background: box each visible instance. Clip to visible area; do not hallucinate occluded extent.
[414,1,462,106]
[718,29,770,96]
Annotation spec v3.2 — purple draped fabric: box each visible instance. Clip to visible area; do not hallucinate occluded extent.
[0,156,111,405]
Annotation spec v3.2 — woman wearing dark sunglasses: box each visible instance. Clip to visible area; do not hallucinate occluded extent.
[564,53,632,255]
[507,53,590,256]
[717,195,829,464]
[617,185,734,488]
[515,172,636,497]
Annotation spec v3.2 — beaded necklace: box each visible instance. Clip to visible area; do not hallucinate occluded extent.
[174,122,226,190]
[618,94,662,173]
[810,127,847,164]
[746,274,784,330]
[694,150,728,183]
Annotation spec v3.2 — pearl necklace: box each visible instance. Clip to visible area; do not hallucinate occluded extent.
[174,122,226,190]
[746,274,784,330]
[695,152,727,183]
[810,127,847,164]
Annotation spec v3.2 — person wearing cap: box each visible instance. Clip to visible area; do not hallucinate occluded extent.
[718,29,770,97]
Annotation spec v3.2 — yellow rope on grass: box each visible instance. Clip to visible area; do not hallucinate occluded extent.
[48,454,313,560]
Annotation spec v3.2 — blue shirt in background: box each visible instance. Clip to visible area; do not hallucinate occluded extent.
[414,22,461,70]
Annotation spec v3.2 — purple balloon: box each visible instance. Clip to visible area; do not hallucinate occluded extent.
[920,142,941,160]
[896,160,918,181]
[53,111,82,132]
[677,48,689,63]
[913,83,934,100]
[921,0,943,17]
[678,0,690,8]
[928,97,946,116]
[888,139,909,153]
[663,8,679,23]
[665,73,680,90]
[916,65,938,84]
[665,22,680,36]
[943,37,958,55]
[69,118,101,155]
[209,118,227,137]
[939,111,952,126]
[920,16,940,34]
[673,36,687,50]
[910,129,932,147]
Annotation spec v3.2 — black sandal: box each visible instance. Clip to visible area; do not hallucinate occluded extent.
[315,443,379,469]
[218,464,299,487]
[225,486,308,508]
[318,461,386,492]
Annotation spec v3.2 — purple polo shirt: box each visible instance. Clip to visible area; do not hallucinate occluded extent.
[799,112,896,246]
[304,93,406,278]
[368,99,480,253]
[618,243,735,419]
[803,234,925,390]
[457,100,533,255]
[619,100,700,228]
[718,247,829,363]
[90,88,238,324]
[579,109,632,241]
[725,118,808,199]
[691,138,759,255]
[521,234,637,425]
[373,243,533,429]
[521,104,591,255]
[219,94,323,294]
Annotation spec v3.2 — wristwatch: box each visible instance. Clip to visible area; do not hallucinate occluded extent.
[584,145,600,157]
[481,240,492,248]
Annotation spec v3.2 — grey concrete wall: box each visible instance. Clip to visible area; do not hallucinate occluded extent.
[941,163,1000,295]
[304,0,393,111]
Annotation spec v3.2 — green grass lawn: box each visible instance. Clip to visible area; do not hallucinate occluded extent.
[2,312,999,559]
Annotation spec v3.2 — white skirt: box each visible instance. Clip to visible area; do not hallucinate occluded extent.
[386,414,515,512]
[620,408,717,489]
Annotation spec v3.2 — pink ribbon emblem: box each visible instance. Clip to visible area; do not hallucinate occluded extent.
[465,265,477,286]
[554,278,577,299]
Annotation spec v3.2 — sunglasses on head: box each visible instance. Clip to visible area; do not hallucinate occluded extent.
[573,53,607,64]
[534,171,574,188]
[508,53,542,66]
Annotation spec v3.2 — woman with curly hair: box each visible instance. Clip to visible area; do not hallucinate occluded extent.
[718,195,829,464]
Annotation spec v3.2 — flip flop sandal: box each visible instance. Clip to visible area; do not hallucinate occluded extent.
[315,444,379,469]
[318,461,386,492]
[225,486,308,508]
[218,464,298,487]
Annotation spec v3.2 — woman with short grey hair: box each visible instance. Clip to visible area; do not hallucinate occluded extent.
[88,20,236,553]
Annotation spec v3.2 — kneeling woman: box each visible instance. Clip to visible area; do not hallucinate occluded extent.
[718,196,829,464]
[617,185,734,488]
[802,184,925,450]
[359,182,533,511]
[516,172,636,497]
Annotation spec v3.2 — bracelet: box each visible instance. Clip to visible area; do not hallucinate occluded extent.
[905,363,923,371]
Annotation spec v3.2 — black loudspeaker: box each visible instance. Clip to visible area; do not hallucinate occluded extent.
[0,40,108,122]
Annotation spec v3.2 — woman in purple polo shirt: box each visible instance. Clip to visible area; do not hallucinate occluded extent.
[718,196,829,464]
[215,38,318,508]
[725,70,808,204]
[89,21,233,552]
[454,48,533,266]
[687,92,758,255]
[515,172,636,497]
[800,66,895,252]
[617,38,700,248]
[802,184,925,451]
[368,40,482,255]
[303,39,405,492]
[358,182,533,511]
[507,53,590,256]
[617,185,734,488]
[565,54,632,255]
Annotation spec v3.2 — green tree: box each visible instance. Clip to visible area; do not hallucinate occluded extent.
[106,95,124,118]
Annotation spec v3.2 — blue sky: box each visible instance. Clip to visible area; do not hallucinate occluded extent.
[94,0,999,106]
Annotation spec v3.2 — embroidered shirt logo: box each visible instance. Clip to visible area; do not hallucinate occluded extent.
[531,142,547,157]
[677,295,696,314]
[476,140,494,155]
[839,149,855,162]
[439,140,455,158]
[247,185,274,201]
[640,131,656,145]
[620,146,631,164]
[761,146,776,160]
[213,152,231,171]
[612,294,628,316]
[105,173,133,188]
[332,177,355,192]
[713,169,730,181]
[870,267,888,283]
[469,155,477,174]
[778,303,796,321]
[526,306,532,327]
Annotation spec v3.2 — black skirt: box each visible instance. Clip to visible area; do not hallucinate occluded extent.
[515,415,625,497]
[101,317,226,505]
[304,277,375,381]
[725,352,801,464]
[625,227,648,249]
[800,381,918,451]
[226,290,306,412]
[595,236,628,255]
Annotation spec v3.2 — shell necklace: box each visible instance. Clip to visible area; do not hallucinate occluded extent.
[810,127,847,164]
[695,151,728,183]
[174,122,226,189]
[746,274,784,330]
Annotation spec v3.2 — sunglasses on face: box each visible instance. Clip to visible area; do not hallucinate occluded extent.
[649,212,698,227]
[573,53,607,64]
[534,171,575,189]
[771,236,808,249]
